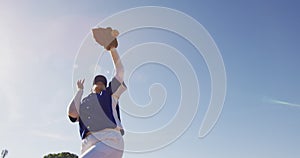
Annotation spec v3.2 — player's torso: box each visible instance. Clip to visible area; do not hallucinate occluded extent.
[79,91,116,132]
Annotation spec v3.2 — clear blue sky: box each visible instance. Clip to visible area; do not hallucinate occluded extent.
[0,0,299,157]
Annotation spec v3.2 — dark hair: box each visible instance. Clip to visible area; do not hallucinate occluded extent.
[93,75,107,87]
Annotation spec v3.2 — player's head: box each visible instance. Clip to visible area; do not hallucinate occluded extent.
[92,75,107,93]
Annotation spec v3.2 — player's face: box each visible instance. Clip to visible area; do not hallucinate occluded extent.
[94,82,106,92]
[97,82,105,89]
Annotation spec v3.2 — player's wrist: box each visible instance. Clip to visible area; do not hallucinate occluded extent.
[110,47,116,52]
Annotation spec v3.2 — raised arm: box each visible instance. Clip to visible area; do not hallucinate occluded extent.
[110,47,124,83]
[67,79,84,120]
[92,28,124,82]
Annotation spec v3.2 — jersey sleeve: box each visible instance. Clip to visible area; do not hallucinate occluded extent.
[67,89,83,123]
[107,77,127,98]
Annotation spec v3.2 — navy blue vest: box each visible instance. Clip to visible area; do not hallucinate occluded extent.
[69,77,123,139]
[78,90,117,139]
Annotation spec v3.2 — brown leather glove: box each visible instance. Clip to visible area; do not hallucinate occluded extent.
[92,27,119,50]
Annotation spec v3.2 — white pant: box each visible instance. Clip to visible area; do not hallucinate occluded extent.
[80,129,124,158]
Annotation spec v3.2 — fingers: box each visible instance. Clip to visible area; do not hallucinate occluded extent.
[77,79,85,84]
[76,79,85,89]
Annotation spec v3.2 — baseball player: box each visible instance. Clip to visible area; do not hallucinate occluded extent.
[68,28,126,158]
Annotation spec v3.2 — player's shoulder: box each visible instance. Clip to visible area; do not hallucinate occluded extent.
[82,93,96,102]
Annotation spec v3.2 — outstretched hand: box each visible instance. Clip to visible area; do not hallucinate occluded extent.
[77,79,85,90]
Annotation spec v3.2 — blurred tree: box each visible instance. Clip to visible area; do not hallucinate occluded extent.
[43,152,78,158]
